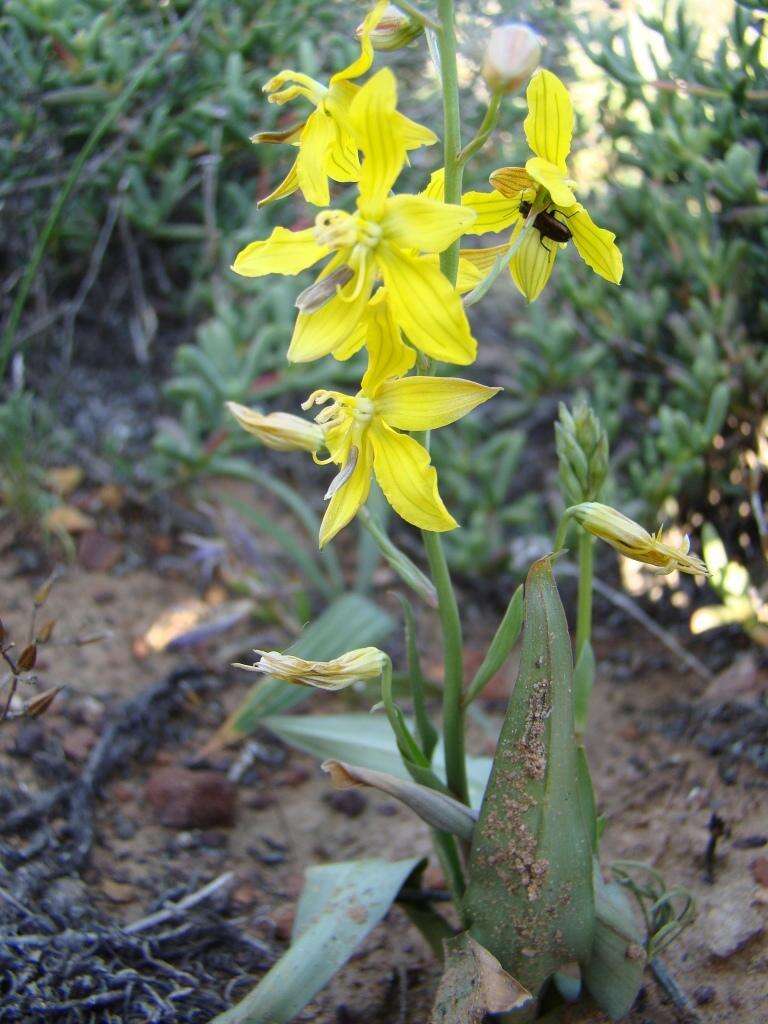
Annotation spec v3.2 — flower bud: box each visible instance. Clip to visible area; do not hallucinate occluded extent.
[555,398,609,505]
[568,502,708,576]
[234,647,387,690]
[356,3,423,52]
[226,403,325,453]
[482,23,542,95]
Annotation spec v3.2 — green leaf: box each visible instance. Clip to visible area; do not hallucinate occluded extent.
[263,712,492,810]
[573,640,596,736]
[582,860,646,1020]
[212,595,394,746]
[464,556,595,997]
[211,857,422,1024]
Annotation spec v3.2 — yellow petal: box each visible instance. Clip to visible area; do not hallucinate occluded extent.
[371,422,457,532]
[361,297,416,392]
[331,0,388,83]
[489,166,535,198]
[565,204,623,284]
[244,646,385,687]
[524,68,573,170]
[257,159,300,207]
[288,258,376,362]
[325,123,361,182]
[422,167,445,201]
[381,194,476,251]
[376,244,476,365]
[295,109,334,206]
[460,243,512,273]
[319,438,374,547]
[462,190,520,233]
[376,377,500,430]
[509,225,559,302]
[397,111,438,150]
[350,68,406,216]
[525,156,576,208]
[232,227,327,277]
[456,256,484,293]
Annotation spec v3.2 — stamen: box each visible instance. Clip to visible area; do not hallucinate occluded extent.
[295,266,354,312]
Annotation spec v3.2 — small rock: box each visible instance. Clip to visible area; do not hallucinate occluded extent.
[750,856,768,887]
[272,903,295,941]
[323,789,367,818]
[114,813,137,840]
[702,880,765,958]
[732,834,767,849]
[41,877,90,923]
[146,767,237,828]
[78,530,124,573]
[102,879,136,904]
[62,726,97,762]
[693,985,716,1006]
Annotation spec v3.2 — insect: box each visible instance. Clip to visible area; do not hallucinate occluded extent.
[519,200,573,244]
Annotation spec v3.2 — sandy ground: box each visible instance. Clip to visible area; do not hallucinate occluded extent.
[0,556,766,1023]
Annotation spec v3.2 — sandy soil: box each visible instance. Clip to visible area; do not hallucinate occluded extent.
[0,555,766,1023]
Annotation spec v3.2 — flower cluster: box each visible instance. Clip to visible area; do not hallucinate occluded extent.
[229,14,623,548]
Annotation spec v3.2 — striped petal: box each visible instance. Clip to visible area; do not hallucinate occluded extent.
[232,227,328,277]
[460,243,512,273]
[295,109,335,206]
[331,0,388,83]
[257,159,300,207]
[489,166,535,198]
[377,244,476,365]
[350,68,407,216]
[566,204,623,284]
[288,258,376,361]
[462,190,521,234]
[361,298,416,393]
[526,156,576,208]
[319,437,374,547]
[371,422,457,532]
[509,225,559,302]
[381,195,476,251]
[376,377,500,430]
[524,69,573,170]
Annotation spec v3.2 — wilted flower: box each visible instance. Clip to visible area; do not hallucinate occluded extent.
[568,502,708,576]
[235,647,387,690]
[227,403,324,453]
[358,3,423,51]
[482,23,542,94]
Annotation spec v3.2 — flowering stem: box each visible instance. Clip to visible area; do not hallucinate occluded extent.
[391,0,441,32]
[457,90,501,165]
[414,0,469,808]
[575,529,594,659]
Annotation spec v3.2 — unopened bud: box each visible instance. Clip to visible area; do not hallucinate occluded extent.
[33,571,58,607]
[555,398,609,505]
[234,647,387,690]
[482,23,542,95]
[226,403,325,453]
[356,3,423,51]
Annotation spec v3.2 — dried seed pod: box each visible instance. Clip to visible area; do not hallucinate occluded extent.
[17,644,37,673]
[25,686,62,718]
[33,571,58,607]
[36,619,56,644]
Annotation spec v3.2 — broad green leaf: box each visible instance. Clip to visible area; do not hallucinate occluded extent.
[465,556,595,997]
[212,857,421,1024]
[582,860,646,1020]
[211,595,394,747]
[264,712,492,809]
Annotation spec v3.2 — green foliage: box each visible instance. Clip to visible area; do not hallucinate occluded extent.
[0,392,59,525]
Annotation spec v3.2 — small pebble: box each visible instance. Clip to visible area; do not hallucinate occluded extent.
[323,790,367,818]
[693,985,716,1006]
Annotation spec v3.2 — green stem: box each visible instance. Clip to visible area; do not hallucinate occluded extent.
[0,0,212,377]
[391,0,441,31]
[436,0,463,286]
[423,529,468,805]
[554,512,571,554]
[575,530,594,659]
[457,91,501,165]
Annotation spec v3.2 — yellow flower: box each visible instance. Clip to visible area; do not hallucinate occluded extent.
[568,502,708,576]
[226,402,324,452]
[233,68,479,366]
[235,647,387,690]
[301,300,499,546]
[461,70,623,302]
[254,1,435,207]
